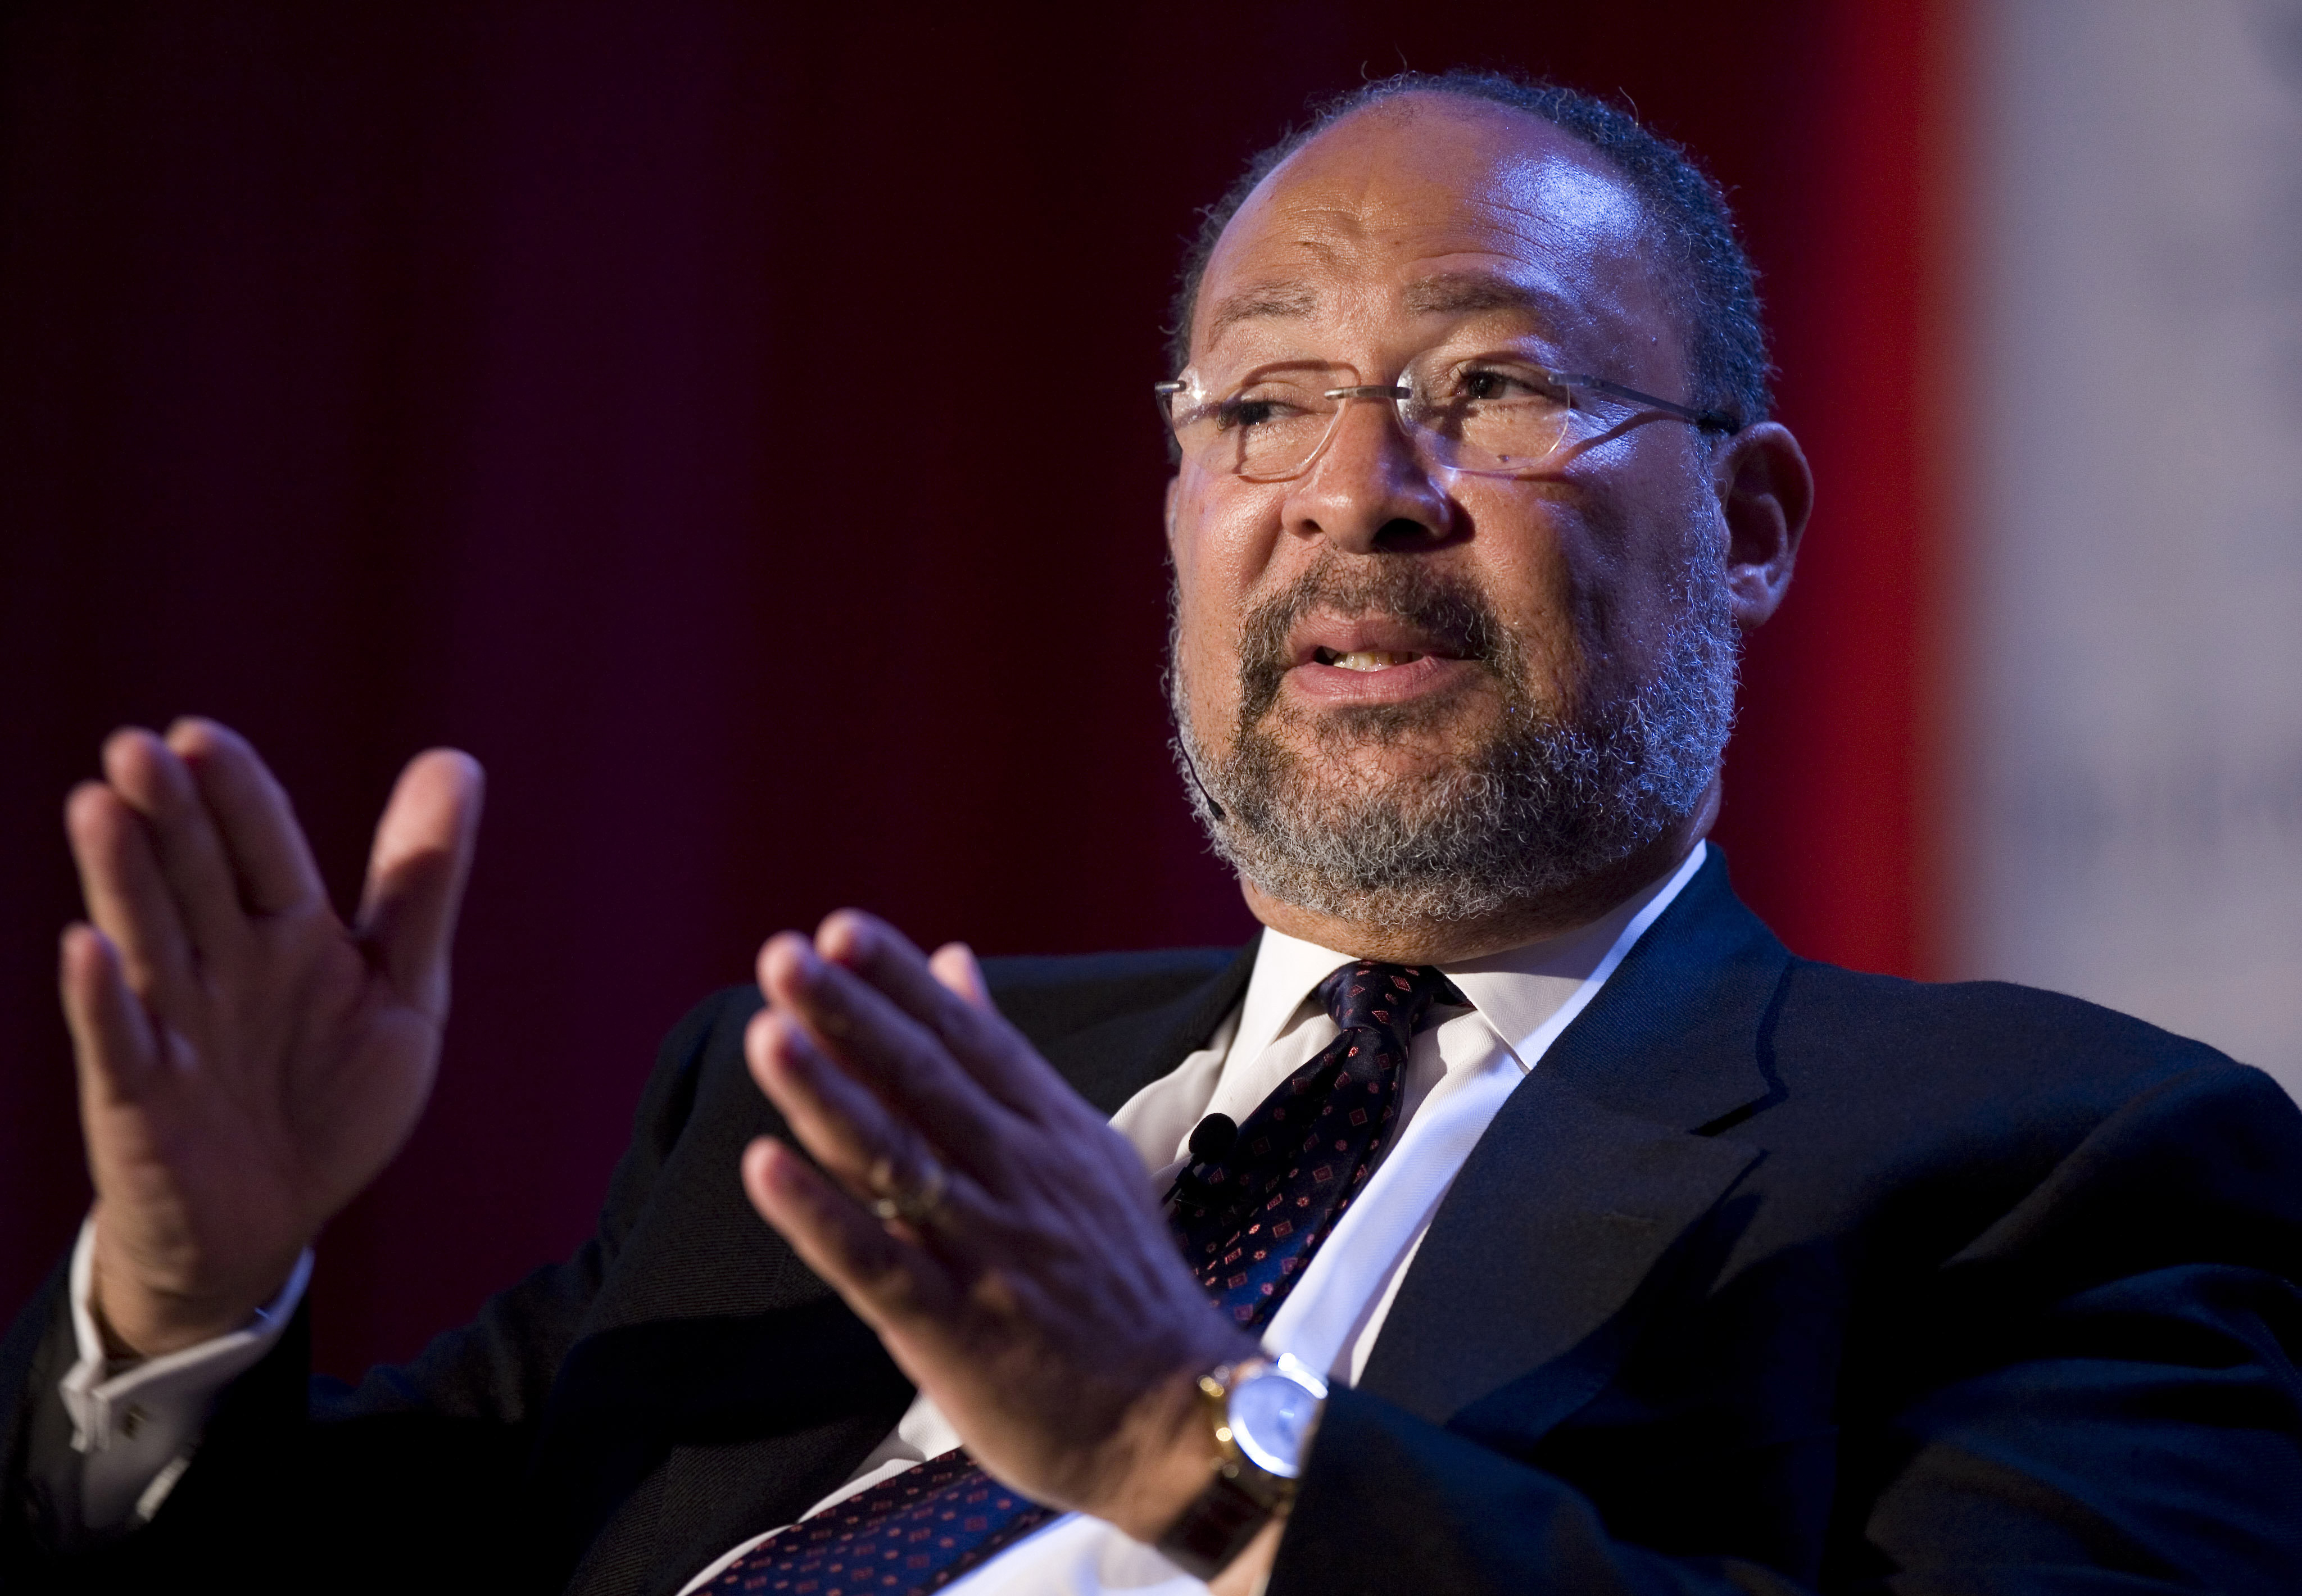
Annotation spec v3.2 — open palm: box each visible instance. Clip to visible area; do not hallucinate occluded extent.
[60,720,483,1355]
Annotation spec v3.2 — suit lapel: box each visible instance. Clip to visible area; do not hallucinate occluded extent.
[1357,851,1791,1438]
[1035,935,1261,1114]
[543,945,1267,1593]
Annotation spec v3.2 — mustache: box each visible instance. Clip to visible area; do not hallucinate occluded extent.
[1234,557,1517,728]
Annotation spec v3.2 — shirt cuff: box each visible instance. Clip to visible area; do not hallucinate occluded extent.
[57,1216,312,1530]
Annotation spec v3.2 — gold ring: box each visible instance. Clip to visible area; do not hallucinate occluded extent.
[869,1154,950,1225]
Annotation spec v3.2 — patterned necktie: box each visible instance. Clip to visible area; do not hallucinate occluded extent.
[702,961,1462,1595]
[1170,961,1465,1329]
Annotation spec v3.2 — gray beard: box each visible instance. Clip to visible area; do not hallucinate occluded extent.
[1167,551,1739,927]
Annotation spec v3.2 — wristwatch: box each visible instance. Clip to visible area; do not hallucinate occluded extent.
[1155,1352,1328,1580]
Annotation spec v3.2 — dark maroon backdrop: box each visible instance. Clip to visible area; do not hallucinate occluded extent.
[0,1,1949,1377]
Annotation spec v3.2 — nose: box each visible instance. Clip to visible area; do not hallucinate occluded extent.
[1283,393,1455,554]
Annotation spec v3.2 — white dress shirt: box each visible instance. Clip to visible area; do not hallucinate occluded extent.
[60,844,1706,1593]
[58,1223,310,1529]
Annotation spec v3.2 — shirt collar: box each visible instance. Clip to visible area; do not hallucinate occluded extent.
[1235,841,1709,1073]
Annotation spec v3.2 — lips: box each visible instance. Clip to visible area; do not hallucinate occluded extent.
[1231,566,1506,724]
[1284,616,1475,706]
[1313,647,1424,672]
[1289,616,1461,669]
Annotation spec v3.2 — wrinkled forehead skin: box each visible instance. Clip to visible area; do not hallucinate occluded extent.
[1188,93,1689,396]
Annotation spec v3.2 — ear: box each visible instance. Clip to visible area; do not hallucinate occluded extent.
[1711,422,1812,631]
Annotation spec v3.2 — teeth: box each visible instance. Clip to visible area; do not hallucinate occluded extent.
[1325,649,1421,671]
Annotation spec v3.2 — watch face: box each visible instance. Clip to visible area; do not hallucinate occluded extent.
[1229,1370,1321,1479]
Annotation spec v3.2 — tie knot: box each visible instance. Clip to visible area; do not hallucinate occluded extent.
[1316,960,1465,1046]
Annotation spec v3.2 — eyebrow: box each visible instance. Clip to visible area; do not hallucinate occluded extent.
[1401,271,1574,327]
[1200,280,1319,346]
[1198,270,1579,353]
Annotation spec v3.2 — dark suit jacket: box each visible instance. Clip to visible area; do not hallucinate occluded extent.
[6,851,2301,1593]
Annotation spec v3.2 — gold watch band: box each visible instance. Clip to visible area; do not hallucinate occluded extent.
[1154,1358,1293,1579]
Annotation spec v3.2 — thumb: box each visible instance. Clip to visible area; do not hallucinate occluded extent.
[356,749,485,1019]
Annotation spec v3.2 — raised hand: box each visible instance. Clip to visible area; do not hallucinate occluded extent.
[738,912,1257,1543]
[60,719,483,1357]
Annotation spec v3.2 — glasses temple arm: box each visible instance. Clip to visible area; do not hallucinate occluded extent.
[1556,373,1741,433]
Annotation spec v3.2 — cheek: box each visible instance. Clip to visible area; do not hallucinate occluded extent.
[1448,484,1589,694]
[1602,454,1719,617]
[1540,446,1719,680]
[1171,474,1281,646]
[1167,484,1260,722]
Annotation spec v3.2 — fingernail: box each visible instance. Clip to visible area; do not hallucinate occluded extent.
[823,912,872,964]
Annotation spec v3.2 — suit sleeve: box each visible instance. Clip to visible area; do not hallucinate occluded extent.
[1269,1064,2302,1596]
[0,986,755,1594]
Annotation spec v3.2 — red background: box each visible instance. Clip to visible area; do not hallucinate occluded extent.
[0,1,1952,1378]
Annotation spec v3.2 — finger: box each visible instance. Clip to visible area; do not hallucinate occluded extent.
[355,749,485,1020]
[746,1004,938,1203]
[105,727,251,964]
[819,912,1068,1122]
[757,933,1007,1177]
[168,718,325,915]
[65,779,200,1009]
[930,942,992,1010]
[750,1003,1048,1263]
[58,923,161,1104]
[741,1137,955,1339]
[760,932,1019,1168]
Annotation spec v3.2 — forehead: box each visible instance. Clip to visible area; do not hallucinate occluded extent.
[1191,96,1678,372]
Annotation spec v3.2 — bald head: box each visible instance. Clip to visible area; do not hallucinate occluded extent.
[1189,94,1692,408]
[1167,71,1770,427]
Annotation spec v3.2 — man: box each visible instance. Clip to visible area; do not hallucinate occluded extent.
[6,69,2299,1596]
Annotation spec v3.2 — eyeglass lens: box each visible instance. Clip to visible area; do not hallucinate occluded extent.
[1166,356,1578,482]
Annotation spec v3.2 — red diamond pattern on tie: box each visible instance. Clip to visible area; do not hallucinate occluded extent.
[698,1448,1055,1595]
[702,960,1462,1596]
[1169,962,1465,1330]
